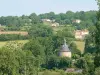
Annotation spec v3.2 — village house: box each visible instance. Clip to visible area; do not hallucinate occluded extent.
[73,19,81,23]
[42,19,59,27]
[42,19,56,23]
[41,19,52,23]
[75,30,89,40]
[51,22,59,27]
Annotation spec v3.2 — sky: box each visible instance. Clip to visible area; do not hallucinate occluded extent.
[0,0,98,16]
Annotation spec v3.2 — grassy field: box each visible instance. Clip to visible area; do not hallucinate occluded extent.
[53,26,65,32]
[0,40,28,48]
[74,41,85,53]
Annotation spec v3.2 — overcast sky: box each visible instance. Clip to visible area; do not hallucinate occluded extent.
[0,0,98,16]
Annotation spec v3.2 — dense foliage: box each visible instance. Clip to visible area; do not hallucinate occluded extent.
[0,3,99,75]
[0,34,28,41]
[0,11,97,31]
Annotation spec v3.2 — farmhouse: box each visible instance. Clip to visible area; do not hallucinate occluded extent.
[51,22,59,27]
[42,19,56,23]
[42,19,52,23]
[75,30,89,40]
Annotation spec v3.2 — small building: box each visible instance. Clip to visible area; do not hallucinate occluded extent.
[42,19,52,22]
[75,30,89,40]
[73,19,81,24]
[51,22,59,27]
[59,39,71,58]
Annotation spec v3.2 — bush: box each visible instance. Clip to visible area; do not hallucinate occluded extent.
[94,67,100,75]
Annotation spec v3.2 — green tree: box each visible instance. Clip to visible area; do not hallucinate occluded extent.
[1,41,39,75]
[29,13,40,24]
[58,57,72,69]
[23,39,45,58]
[28,24,53,37]
[94,0,100,68]
[94,67,100,75]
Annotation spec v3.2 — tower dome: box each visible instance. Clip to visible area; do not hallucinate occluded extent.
[61,38,70,52]
[59,38,71,58]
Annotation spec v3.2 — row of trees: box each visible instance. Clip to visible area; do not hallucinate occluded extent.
[39,11,96,23]
[0,11,97,31]
[0,13,41,31]
[0,34,28,41]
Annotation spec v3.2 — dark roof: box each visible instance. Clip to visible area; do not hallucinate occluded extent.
[60,38,70,52]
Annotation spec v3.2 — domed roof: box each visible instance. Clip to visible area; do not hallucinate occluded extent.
[60,38,70,52]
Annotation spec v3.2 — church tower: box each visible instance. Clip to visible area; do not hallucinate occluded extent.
[59,38,71,58]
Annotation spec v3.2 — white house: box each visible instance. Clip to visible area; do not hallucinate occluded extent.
[42,19,51,22]
[51,23,59,27]
[73,19,81,23]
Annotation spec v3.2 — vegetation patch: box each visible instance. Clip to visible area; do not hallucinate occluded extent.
[74,41,85,53]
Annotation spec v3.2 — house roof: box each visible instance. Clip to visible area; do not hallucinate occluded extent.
[60,38,70,52]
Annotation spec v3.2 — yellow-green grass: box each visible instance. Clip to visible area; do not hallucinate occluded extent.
[53,26,65,32]
[0,40,29,48]
[74,41,85,53]
[38,70,61,75]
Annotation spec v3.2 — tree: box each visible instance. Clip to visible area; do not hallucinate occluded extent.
[47,55,60,69]
[95,67,100,75]
[84,53,95,74]
[0,41,37,75]
[28,24,53,37]
[94,0,100,68]
[23,39,45,58]
[58,57,72,69]
[85,34,96,53]
[70,42,81,55]
[29,13,40,24]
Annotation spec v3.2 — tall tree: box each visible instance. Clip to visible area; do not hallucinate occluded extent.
[94,0,100,68]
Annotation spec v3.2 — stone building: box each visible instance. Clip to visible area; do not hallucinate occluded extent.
[59,39,71,58]
[75,30,89,40]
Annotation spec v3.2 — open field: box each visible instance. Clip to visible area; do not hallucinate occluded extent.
[53,26,65,32]
[0,31,28,36]
[38,70,62,75]
[0,40,28,48]
[74,41,85,53]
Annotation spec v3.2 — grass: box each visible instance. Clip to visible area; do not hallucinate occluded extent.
[74,41,85,53]
[0,40,28,48]
[38,70,62,75]
[53,26,65,32]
